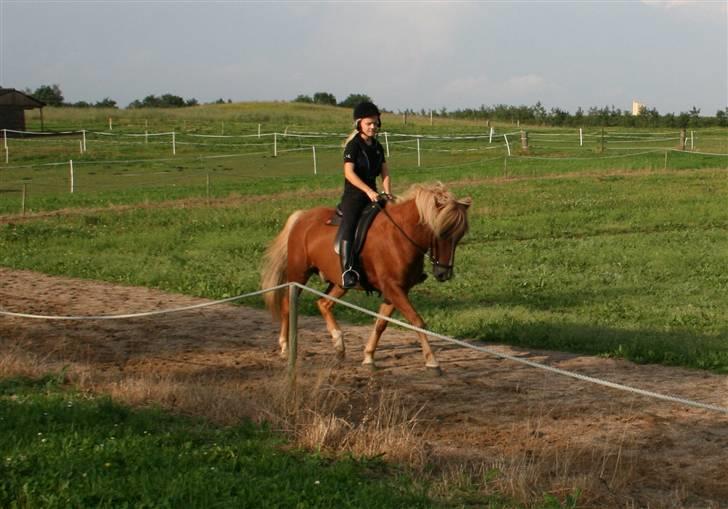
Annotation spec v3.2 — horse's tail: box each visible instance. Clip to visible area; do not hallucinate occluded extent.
[261,210,303,319]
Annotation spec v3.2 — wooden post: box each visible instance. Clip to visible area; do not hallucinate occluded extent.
[21,184,27,215]
[679,128,686,151]
[520,130,528,152]
[287,284,299,381]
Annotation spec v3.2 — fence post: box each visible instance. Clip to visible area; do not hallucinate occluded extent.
[664,150,668,170]
[489,127,494,144]
[21,184,27,215]
[274,132,278,157]
[690,130,694,150]
[520,130,528,152]
[384,131,390,157]
[69,160,74,193]
[430,110,433,126]
[579,128,583,147]
[206,172,211,205]
[679,128,686,151]
[258,123,261,138]
[504,134,511,156]
[82,130,87,153]
[287,284,299,381]
[416,137,421,167]
[172,131,176,155]
[3,128,7,163]
[108,117,112,130]
[312,145,318,175]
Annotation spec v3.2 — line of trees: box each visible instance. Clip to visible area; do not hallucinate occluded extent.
[293,92,373,109]
[405,101,728,128]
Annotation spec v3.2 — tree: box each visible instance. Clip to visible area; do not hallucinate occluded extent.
[32,84,64,106]
[339,93,372,108]
[94,97,117,108]
[293,94,313,103]
[716,108,728,127]
[312,91,336,106]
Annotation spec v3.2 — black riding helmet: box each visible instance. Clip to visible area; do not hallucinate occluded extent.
[353,101,381,130]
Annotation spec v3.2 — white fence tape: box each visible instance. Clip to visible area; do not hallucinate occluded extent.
[2,281,727,415]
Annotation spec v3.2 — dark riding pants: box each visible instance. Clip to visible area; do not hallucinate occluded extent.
[339,191,371,244]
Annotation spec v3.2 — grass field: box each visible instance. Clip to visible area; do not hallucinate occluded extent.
[1,103,727,371]
[1,102,726,508]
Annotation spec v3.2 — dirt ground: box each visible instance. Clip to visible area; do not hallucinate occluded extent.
[2,267,727,508]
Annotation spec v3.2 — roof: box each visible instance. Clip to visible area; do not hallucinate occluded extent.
[0,88,46,109]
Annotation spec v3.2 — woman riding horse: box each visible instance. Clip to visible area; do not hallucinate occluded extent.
[339,101,391,289]
[261,179,471,372]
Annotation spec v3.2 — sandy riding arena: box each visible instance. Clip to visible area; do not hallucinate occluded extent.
[2,267,727,508]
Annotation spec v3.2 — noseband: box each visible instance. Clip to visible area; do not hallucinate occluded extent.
[378,202,454,270]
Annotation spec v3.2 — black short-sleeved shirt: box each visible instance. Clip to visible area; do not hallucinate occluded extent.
[343,135,386,194]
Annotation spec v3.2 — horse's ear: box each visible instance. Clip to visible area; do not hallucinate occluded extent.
[458,197,472,209]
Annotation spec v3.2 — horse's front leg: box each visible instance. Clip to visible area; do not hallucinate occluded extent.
[316,283,348,359]
[363,301,395,368]
[384,287,441,373]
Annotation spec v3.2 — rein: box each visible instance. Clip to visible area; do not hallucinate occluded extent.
[377,201,454,270]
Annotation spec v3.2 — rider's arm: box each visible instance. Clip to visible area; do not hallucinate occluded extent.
[344,162,379,201]
[380,162,391,196]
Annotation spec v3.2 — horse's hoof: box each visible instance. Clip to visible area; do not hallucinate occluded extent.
[426,365,443,377]
[362,361,378,372]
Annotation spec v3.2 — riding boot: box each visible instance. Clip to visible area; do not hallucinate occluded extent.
[339,240,359,289]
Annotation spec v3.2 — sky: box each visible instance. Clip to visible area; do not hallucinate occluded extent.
[1,0,726,114]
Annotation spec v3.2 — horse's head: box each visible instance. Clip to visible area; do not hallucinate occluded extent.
[429,195,471,282]
[402,182,471,282]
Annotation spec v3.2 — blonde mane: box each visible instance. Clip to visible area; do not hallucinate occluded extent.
[397,182,471,239]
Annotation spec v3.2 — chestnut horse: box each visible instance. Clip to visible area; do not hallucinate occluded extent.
[260,182,471,371]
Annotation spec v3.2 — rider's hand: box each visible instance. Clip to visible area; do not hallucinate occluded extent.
[366,189,379,202]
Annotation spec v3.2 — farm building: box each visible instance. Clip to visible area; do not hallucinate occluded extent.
[0,88,46,133]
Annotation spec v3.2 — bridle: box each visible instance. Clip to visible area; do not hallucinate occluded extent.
[377,200,455,271]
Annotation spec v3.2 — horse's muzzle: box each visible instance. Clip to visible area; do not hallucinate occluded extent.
[433,265,452,282]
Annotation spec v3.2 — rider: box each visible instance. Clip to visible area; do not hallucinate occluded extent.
[339,101,391,289]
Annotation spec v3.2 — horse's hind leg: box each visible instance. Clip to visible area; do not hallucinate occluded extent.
[316,283,348,359]
[363,301,395,367]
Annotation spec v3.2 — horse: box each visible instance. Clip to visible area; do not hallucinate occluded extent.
[260,181,471,372]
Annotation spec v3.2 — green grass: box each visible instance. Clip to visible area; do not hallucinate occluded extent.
[2,167,727,372]
[0,375,433,509]
[1,103,727,372]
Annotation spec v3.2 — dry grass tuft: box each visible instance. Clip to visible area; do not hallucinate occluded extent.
[254,367,430,468]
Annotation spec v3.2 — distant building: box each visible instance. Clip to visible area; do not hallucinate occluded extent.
[0,88,46,133]
[632,100,645,116]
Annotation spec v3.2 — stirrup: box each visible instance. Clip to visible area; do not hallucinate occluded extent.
[341,267,360,289]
